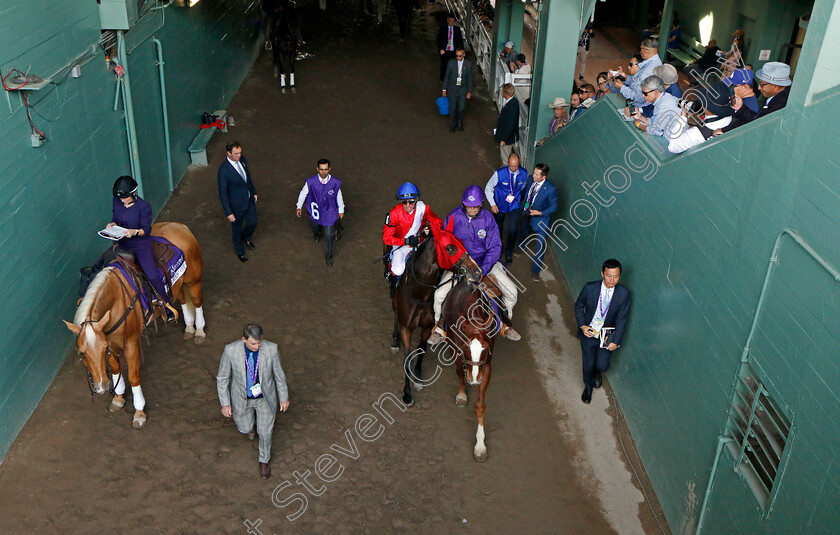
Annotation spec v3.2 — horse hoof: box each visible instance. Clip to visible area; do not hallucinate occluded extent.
[402,395,414,407]
[412,382,424,392]
[132,411,147,429]
[455,394,467,406]
[109,395,125,412]
[281,87,287,93]
[291,86,296,93]
[194,330,207,345]
[473,448,488,463]
[390,346,399,354]
[183,330,195,341]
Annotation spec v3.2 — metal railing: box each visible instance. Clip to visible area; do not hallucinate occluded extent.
[445,0,495,86]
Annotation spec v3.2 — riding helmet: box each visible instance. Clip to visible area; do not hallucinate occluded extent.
[113,175,138,198]
[462,185,484,207]
[396,182,420,200]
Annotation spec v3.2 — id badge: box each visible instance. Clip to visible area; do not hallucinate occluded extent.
[505,194,515,203]
[456,76,462,86]
[250,383,262,397]
[590,318,604,335]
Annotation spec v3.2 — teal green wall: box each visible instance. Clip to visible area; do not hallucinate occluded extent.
[534,59,840,535]
[0,1,259,462]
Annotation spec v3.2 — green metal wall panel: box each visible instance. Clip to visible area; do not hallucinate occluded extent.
[534,52,840,531]
[0,1,259,462]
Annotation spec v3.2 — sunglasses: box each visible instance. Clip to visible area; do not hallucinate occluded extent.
[629,63,638,67]
[401,200,417,205]
[642,89,655,95]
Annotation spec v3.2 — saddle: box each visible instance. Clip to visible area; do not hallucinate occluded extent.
[113,241,180,324]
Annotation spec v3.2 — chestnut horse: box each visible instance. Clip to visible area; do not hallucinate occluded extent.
[389,230,482,406]
[63,222,204,428]
[439,277,502,462]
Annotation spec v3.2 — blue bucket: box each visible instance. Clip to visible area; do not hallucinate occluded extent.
[436,96,449,115]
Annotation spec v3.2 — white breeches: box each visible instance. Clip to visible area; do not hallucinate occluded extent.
[389,245,413,276]
[433,262,519,323]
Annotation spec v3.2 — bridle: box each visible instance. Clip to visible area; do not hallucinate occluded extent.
[74,270,139,399]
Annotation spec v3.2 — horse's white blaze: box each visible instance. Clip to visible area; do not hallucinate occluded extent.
[132,385,146,411]
[475,424,486,454]
[469,338,482,383]
[112,373,126,395]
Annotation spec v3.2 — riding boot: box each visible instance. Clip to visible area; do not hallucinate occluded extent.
[428,323,447,346]
[500,323,521,341]
[388,273,399,299]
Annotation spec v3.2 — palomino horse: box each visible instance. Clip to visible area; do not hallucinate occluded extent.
[439,277,502,462]
[389,229,482,406]
[270,3,300,93]
[63,222,204,428]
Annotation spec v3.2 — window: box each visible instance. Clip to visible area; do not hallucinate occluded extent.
[725,364,793,513]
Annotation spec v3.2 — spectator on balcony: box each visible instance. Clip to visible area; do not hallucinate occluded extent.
[653,64,683,98]
[570,85,596,121]
[667,101,732,154]
[576,22,594,82]
[596,72,611,99]
[510,54,530,75]
[568,93,583,121]
[631,75,683,138]
[537,98,570,146]
[437,13,464,81]
[499,41,519,69]
[714,62,791,136]
[667,21,681,49]
[724,68,758,113]
[721,30,746,76]
[615,39,662,108]
[684,39,720,84]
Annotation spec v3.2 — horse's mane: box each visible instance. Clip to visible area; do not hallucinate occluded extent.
[74,267,115,325]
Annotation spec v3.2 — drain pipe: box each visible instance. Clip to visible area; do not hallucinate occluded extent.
[695,435,735,535]
[740,228,840,364]
[116,30,144,198]
[151,38,174,192]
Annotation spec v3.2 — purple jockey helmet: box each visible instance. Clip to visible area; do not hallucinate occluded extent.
[462,185,484,207]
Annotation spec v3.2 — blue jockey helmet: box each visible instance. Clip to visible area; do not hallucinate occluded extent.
[462,185,484,207]
[396,182,420,200]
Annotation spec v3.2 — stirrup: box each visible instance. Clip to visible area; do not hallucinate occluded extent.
[501,323,521,341]
[428,325,446,345]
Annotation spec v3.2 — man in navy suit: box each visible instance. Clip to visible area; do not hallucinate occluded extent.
[218,142,258,262]
[574,259,631,404]
[495,83,520,166]
[516,163,558,281]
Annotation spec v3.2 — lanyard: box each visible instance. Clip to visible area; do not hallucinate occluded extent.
[597,288,612,319]
[245,350,259,384]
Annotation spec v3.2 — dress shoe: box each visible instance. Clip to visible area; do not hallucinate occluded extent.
[259,462,271,479]
[244,239,256,250]
[593,372,602,389]
[505,255,513,265]
[238,254,249,263]
[457,123,464,131]
[326,256,334,266]
[313,233,321,242]
[449,125,456,133]
[581,387,592,404]
[531,272,541,282]
[501,325,521,341]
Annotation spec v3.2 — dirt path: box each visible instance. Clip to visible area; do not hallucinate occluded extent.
[0,3,667,534]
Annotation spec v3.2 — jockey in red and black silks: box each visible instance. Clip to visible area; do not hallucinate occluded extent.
[383,182,442,278]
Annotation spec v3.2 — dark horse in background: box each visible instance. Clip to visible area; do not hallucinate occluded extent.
[387,228,482,406]
[440,276,504,462]
[269,0,301,93]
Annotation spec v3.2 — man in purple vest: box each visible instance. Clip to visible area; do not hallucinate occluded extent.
[296,159,344,266]
[484,153,528,265]
[428,185,521,345]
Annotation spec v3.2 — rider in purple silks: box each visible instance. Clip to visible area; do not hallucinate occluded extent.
[428,185,522,345]
[108,175,172,317]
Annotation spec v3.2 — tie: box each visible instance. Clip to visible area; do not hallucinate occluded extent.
[528,183,539,203]
[448,28,453,49]
[236,162,246,181]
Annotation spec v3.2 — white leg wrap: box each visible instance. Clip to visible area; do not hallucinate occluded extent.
[290,73,295,85]
[181,303,195,327]
[195,306,206,331]
[475,424,487,455]
[112,373,126,395]
[132,385,146,411]
[280,74,286,87]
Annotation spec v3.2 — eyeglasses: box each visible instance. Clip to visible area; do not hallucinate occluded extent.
[629,63,638,67]
[642,89,655,95]
[757,80,770,87]
[401,200,417,205]
[455,54,465,58]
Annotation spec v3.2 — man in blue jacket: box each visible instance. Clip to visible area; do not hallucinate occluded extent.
[428,185,521,345]
[574,259,631,404]
[218,142,258,262]
[516,163,558,282]
[484,153,528,265]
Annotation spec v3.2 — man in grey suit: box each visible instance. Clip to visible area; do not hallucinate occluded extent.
[217,323,290,479]
[442,47,472,132]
